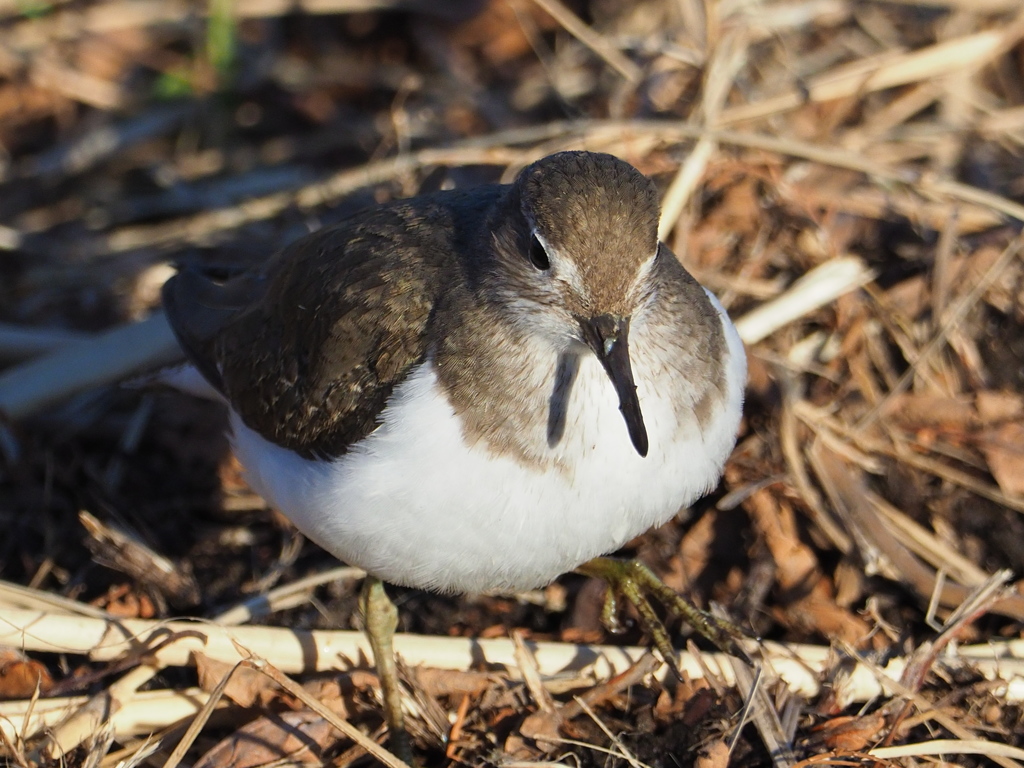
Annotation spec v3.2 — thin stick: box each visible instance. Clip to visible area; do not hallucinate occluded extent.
[871,740,1024,761]
[161,661,241,768]
[29,665,161,763]
[720,23,1024,125]
[528,0,641,82]
[90,120,1024,262]
[573,695,644,768]
[0,313,183,420]
[658,28,751,241]
[0,323,89,362]
[733,257,877,345]
[3,604,1024,702]
[0,688,208,746]
[252,657,412,768]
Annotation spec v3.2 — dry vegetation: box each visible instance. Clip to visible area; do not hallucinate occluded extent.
[2,0,1024,766]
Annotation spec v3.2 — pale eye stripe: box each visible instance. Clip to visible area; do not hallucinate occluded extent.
[627,247,659,298]
[534,229,587,294]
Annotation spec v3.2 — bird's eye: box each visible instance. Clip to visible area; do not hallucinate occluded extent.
[529,234,551,271]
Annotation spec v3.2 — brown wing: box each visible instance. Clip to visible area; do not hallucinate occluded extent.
[162,200,460,459]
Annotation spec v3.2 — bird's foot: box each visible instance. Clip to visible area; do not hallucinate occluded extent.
[360,576,416,766]
[577,557,751,678]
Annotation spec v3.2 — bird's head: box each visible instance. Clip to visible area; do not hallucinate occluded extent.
[490,151,662,457]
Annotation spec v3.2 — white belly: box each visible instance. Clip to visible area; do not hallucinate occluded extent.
[229,302,745,594]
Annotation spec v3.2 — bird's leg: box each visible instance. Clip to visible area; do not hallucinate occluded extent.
[576,557,750,678]
[359,576,414,765]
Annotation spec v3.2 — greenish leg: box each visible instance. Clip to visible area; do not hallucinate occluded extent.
[577,557,751,678]
[359,576,414,765]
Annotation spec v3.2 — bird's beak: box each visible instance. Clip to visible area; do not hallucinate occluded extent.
[578,314,649,457]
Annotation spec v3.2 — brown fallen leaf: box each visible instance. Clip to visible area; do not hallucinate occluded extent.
[977,390,1024,497]
[449,0,556,65]
[194,652,279,709]
[810,713,887,752]
[730,463,874,645]
[980,421,1024,498]
[514,653,660,756]
[89,582,157,619]
[881,393,977,429]
[0,647,53,699]
[695,739,729,768]
[413,667,498,699]
[194,709,339,768]
[977,390,1024,423]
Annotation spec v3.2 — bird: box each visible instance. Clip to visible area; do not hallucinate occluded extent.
[162,150,747,763]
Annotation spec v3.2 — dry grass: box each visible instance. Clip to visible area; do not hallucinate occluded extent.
[1,0,1024,766]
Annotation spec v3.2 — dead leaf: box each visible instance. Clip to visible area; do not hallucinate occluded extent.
[449,1,556,64]
[194,652,278,708]
[413,668,496,698]
[695,739,729,768]
[882,393,976,429]
[975,390,1024,497]
[980,421,1024,498]
[194,710,337,768]
[0,647,53,699]
[812,714,886,751]
[977,389,1024,423]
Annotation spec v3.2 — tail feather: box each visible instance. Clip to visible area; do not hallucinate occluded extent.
[161,268,259,395]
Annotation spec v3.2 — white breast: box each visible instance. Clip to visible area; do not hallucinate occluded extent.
[230,292,745,594]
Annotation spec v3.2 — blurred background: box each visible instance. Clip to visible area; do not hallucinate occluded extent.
[1,0,1024,765]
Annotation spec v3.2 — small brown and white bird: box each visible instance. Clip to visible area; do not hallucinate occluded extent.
[163,150,746,761]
